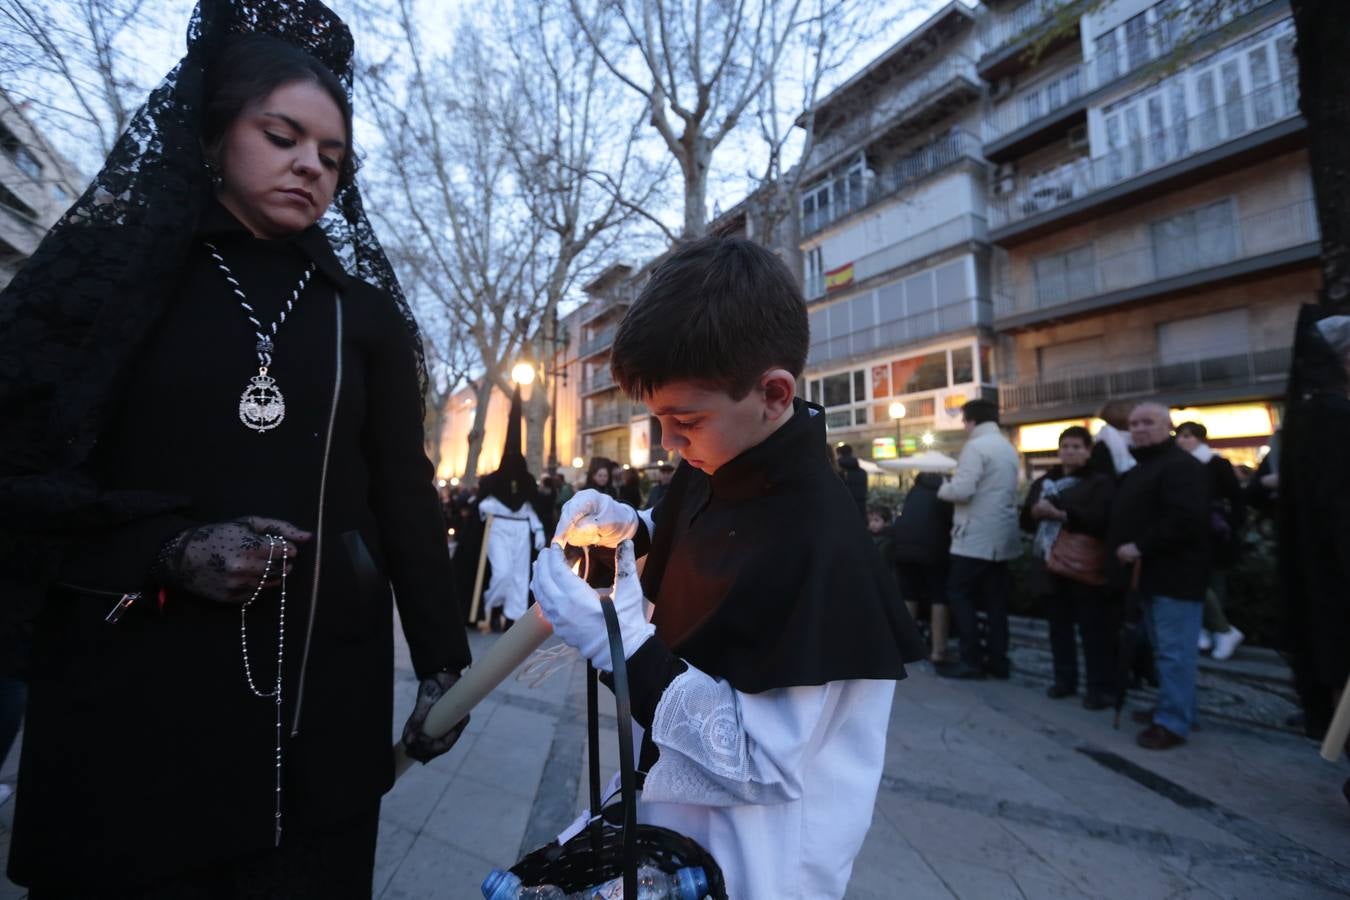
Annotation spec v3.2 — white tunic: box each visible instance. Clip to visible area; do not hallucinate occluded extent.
[636,669,896,900]
[478,496,544,621]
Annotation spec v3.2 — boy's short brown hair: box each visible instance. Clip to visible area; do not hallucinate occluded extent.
[611,236,809,400]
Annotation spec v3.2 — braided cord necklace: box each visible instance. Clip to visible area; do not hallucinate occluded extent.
[202,241,314,432]
[241,534,288,847]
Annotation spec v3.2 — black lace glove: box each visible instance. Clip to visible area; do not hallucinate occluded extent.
[402,670,470,763]
[156,516,311,604]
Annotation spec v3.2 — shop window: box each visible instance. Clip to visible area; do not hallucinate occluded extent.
[871,363,891,398]
[892,352,948,394]
[853,369,866,402]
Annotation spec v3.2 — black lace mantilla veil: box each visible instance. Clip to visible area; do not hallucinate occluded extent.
[0,0,424,595]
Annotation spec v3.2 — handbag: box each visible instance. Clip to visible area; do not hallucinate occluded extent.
[1046,529,1107,586]
[505,596,727,898]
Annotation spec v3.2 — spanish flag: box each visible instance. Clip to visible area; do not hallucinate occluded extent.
[825,261,854,292]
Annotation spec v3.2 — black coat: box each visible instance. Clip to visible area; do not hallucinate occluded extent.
[1020,465,1115,596]
[1201,454,1247,567]
[891,472,953,567]
[1105,440,1210,601]
[10,209,470,891]
[837,453,868,516]
[639,401,925,692]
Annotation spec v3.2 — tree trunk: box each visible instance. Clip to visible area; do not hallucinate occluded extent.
[1292,0,1350,311]
[423,386,449,474]
[682,137,712,238]
[523,380,550,477]
[462,378,496,485]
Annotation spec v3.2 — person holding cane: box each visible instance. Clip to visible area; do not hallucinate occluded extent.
[0,3,469,895]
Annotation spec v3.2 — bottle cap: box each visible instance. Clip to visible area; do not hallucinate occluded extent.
[675,866,710,900]
[481,869,521,900]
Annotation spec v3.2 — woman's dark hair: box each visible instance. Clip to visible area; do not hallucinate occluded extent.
[202,33,356,187]
[1176,421,1207,441]
[611,236,809,400]
[1058,425,1093,447]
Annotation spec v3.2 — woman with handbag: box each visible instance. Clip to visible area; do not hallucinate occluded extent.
[1021,426,1118,709]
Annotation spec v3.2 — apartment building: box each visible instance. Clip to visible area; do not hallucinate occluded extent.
[979,0,1312,467]
[0,90,82,288]
[796,1,996,460]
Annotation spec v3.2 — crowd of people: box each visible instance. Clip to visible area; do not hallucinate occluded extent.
[855,395,1285,752]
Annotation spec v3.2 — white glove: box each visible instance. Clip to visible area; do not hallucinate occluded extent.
[530,540,654,671]
[532,528,545,552]
[555,489,638,549]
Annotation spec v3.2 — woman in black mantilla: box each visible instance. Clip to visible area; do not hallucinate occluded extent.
[0,2,470,896]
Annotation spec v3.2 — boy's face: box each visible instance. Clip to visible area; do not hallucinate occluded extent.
[647,371,795,475]
[867,513,884,533]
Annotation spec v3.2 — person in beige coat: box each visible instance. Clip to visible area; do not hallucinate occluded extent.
[935,399,1023,679]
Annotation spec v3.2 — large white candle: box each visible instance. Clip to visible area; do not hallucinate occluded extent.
[394,608,554,778]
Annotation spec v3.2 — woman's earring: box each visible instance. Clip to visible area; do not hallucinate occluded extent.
[204,157,223,189]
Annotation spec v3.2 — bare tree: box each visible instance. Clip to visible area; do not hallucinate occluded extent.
[362,0,661,480]
[0,0,178,167]
[497,0,668,472]
[568,0,813,239]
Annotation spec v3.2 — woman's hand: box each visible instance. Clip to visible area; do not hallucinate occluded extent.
[159,516,311,603]
[1031,499,1065,522]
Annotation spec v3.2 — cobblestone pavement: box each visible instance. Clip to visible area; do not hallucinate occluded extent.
[1,617,1346,899]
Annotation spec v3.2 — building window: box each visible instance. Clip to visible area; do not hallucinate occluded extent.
[979,344,995,385]
[1124,13,1151,72]
[804,246,824,299]
[801,182,831,234]
[951,346,974,384]
[0,122,42,180]
[1095,32,1119,84]
[822,371,853,407]
[1033,245,1096,308]
[892,352,948,394]
[1151,199,1237,279]
[0,183,37,220]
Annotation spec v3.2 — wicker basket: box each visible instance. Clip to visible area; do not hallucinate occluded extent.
[505,598,727,898]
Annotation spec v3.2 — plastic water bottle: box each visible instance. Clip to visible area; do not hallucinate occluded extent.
[481,865,709,899]
[572,865,710,900]
[481,869,565,899]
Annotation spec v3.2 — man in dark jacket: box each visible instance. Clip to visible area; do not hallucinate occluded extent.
[835,444,869,519]
[1107,402,1209,750]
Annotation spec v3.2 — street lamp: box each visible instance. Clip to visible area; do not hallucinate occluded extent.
[571,456,585,470]
[889,401,907,458]
[510,360,536,386]
[921,431,935,449]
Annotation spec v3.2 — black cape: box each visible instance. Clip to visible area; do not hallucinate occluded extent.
[641,399,925,693]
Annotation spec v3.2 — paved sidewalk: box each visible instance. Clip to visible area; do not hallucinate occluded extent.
[1,619,1347,899]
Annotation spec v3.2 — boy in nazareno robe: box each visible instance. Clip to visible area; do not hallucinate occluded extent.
[529,236,926,900]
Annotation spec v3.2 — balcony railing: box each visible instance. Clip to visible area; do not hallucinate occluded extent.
[582,402,634,430]
[802,130,983,238]
[806,214,988,302]
[582,369,617,395]
[989,75,1301,229]
[976,0,1076,59]
[983,62,1086,144]
[998,347,1291,414]
[808,300,992,367]
[578,285,639,326]
[579,325,617,358]
[993,197,1317,319]
[809,55,979,170]
[983,1,1283,146]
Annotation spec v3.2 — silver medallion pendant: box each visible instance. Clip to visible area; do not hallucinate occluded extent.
[239,368,286,432]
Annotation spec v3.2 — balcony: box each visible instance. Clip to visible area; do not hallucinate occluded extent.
[808,300,992,367]
[807,56,981,177]
[578,284,639,326]
[998,346,1291,418]
[976,0,1080,81]
[989,76,1303,235]
[579,325,617,358]
[581,368,617,396]
[982,0,1285,153]
[806,214,989,302]
[581,401,634,431]
[993,197,1318,327]
[801,130,983,239]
